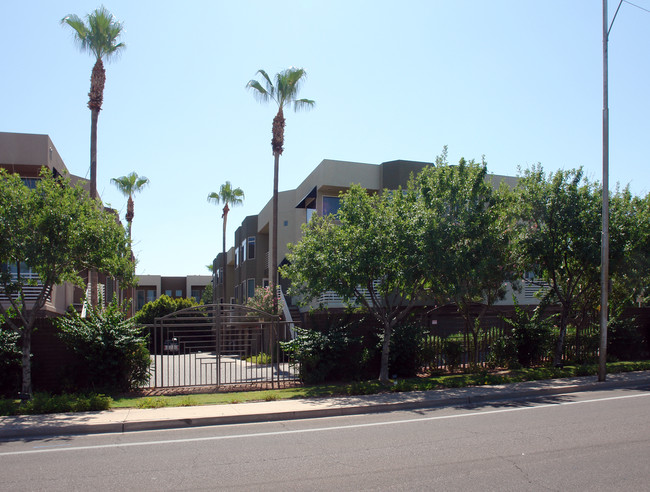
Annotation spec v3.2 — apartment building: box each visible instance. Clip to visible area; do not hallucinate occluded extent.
[213,158,531,312]
[134,275,212,311]
[0,131,127,315]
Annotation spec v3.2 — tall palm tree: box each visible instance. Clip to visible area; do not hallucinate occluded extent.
[246,68,314,308]
[208,182,245,304]
[61,6,125,201]
[111,172,148,315]
[111,172,150,241]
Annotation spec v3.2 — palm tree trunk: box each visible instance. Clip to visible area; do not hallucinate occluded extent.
[222,204,229,304]
[90,109,99,200]
[89,84,100,307]
[87,57,106,308]
[126,195,134,241]
[271,151,280,313]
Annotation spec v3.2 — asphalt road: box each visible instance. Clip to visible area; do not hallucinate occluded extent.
[1,387,649,491]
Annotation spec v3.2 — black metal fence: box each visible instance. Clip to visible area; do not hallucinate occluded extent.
[146,304,299,389]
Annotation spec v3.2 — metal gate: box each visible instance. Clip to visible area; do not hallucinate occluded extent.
[146,304,299,389]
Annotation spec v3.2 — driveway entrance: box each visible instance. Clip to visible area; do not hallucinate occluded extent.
[147,304,298,389]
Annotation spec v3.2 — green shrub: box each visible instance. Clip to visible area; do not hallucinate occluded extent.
[443,336,464,373]
[56,298,151,393]
[0,398,19,416]
[497,301,555,367]
[135,397,167,409]
[608,317,649,361]
[0,327,21,397]
[245,352,272,364]
[281,321,371,384]
[389,322,424,378]
[134,295,199,325]
[0,392,111,416]
[487,336,519,369]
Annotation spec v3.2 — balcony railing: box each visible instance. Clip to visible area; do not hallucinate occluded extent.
[0,273,52,304]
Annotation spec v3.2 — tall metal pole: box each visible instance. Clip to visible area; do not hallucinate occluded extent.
[599,0,610,382]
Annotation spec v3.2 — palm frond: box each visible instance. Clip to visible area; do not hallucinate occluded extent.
[207,191,221,204]
[208,182,245,207]
[256,69,274,91]
[246,80,272,104]
[111,172,148,197]
[60,14,88,40]
[61,6,125,62]
[293,98,316,112]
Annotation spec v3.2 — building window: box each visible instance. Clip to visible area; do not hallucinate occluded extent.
[175,289,182,298]
[136,288,156,311]
[247,278,255,299]
[306,208,316,222]
[322,196,341,217]
[234,285,239,300]
[20,178,39,190]
[191,288,204,303]
[240,239,246,263]
[164,289,172,297]
[247,236,256,260]
[235,247,239,268]
[263,278,269,288]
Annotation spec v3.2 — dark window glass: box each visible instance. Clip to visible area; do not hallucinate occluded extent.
[322,196,341,216]
[247,236,255,260]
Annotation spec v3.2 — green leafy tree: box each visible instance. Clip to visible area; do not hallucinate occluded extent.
[110,172,149,241]
[513,165,601,365]
[410,156,516,365]
[247,68,315,310]
[61,6,125,201]
[56,297,150,392]
[0,169,134,398]
[610,188,650,309]
[283,184,428,383]
[200,283,213,305]
[207,181,244,303]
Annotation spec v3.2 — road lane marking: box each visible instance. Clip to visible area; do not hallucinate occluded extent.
[1,392,648,457]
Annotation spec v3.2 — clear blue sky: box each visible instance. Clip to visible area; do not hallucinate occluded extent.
[2,1,649,276]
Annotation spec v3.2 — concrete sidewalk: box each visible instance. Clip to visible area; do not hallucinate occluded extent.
[2,371,649,440]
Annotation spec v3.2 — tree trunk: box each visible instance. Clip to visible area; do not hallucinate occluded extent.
[378,320,393,383]
[89,108,99,307]
[553,306,570,366]
[90,109,99,201]
[125,195,134,240]
[222,204,229,304]
[21,326,33,400]
[271,151,280,313]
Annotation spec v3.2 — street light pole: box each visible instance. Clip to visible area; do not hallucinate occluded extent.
[599,0,610,382]
[600,0,626,381]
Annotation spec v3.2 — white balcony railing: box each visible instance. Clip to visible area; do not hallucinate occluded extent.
[0,273,52,304]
